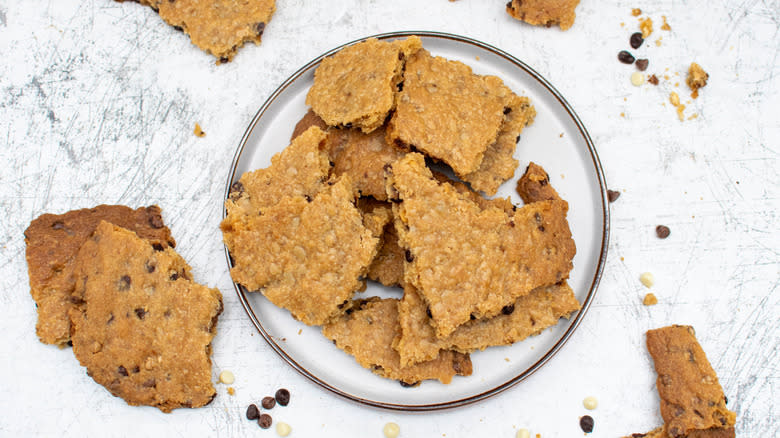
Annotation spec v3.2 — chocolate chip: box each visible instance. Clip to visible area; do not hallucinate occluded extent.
[275,388,290,406]
[635,58,649,71]
[230,181,244,195]
[399,380,420,388]
[655,225,670,239]
[515,134,521,143]
[469,313,476,320]
[648,74,659,85]
[262,396,276,409]
[135,308,147,320]
[145,262,156,273]
[404,250,414,262]
[501,304,515,315]
[117,275,131,291]
[66,340,73,347]
[503,107,512,114]
[508,220,515,227]
[219,57,229,64]
[618,50,636,64]
[255,22,266,35]
[172,25,183,32]
[397,81,404,92]
[538,225,545,232]
[724,395,728,404]
[607,189,621,203]
[246,404,259,420]
[630,32,644,49]
[148,213,165,229]
[118,366,128,377]
[170,272,179,281]
[579,415,594,433]
[426,307,432,318]
[258,413,272,429]
[51,221,65,230]
[152,243,165,251]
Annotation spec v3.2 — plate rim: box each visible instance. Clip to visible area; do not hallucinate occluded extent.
[223,30,610,411]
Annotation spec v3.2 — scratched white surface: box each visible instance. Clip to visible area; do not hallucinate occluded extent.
[0,1,777,437]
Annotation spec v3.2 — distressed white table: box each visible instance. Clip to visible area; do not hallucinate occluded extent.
[1,1,777,436]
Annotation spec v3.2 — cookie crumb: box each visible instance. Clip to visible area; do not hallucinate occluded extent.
[639,272,654,288]
[516,429,531,438]
[648,74,659,85]
[631,8,642,16]
[227,387,235,395]
[686,62,709,99]
[669,92,686,121]
[383,422,401,438]
[639,17,653,38]
[276,421,292,436]
[631,72,645,86]
[643,293,658,306]
[661,15,671,31]
[219,370,235,384]
[194,123,206,137]
[607,190,621,203]
[583,396,598,410]
[655,38,662,47]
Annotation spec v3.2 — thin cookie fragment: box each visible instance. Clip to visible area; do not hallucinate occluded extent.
[686,63,709,99]
[388,49,513,175]
[506,0,581,31]
[461,95,536,195]
[24,205,175,346]
[221,177,379,326]
[322,298,473,385]
[70,221,222,412]
[516,162,561,204]
[646,325,736,438]
[395,283,580,366]
[387,153,576,338]
[306,36,422,133]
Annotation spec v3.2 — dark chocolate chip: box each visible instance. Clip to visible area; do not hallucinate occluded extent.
[399,380,420,388]
[579,415,594,433]
[230,181,244,195]
[145,262,156,273]
[724,395,728,404]
[501,304,515,315]
[607,190,621,203]
[132,366,140,373]
[506,1,512,8]
[219,57,230,64]
[618,50,636,64]
[117,275,131,291]
[118,366,128,377]
[630,32,644,49]
[538,225,545,232]
[135,308,147,320]
[275,388,290,406]
[397,81,404,92]
[255,22,266,35]
[67,340,73,347]
[52,221,65,230]
[426,307,432,318]
[515,134,521,143]
[304,194,312,202]
[258,414,272,429]
[172,25,183,32]
[469,313,476,320]
[404,250,414,263]
[344,123,353,129]
[148,213,165,229]
[246,404,259,420]
[503,107,512,114]
[655,225,670,239]
[262,396,276,409]
[635,58,649,71]
[152,243,165,251]
[170,272,179,281]
[508,220,515,227]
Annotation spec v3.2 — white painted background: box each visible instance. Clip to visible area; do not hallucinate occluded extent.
[0,1,777,436]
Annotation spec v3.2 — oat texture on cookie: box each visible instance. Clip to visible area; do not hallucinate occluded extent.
[506,0,581,31]
[69,221,222,412]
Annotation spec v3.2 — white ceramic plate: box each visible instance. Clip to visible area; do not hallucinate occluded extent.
[225,31,609,410]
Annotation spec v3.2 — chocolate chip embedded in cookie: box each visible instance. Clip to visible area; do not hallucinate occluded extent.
[516,162,561,204]
[506,0,581,31]
[24,205,175,346]
[69,221,222,412]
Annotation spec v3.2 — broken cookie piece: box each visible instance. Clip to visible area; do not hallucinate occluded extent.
[516,162,561,204]
[322,298,473,385]
[69,221,222,412]
[686,62,709,99]
[506,0,581,31]
[24,205,176,346]
[357,199,406,288]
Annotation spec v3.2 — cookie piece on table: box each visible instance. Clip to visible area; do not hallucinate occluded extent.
[306,36,422,133]
[221,177,380,326]
[24,205,175,346]
[686,62,709,99]
[506,0,580,31]
[646,325,736,438]
[322,297,472,385]
[395,282,580,366]
[387,153,576,338]
[69,221,222,412]
[225,126,331,219]
[516,162,561,204]
[461,95,536,195]
[387,49,513,176]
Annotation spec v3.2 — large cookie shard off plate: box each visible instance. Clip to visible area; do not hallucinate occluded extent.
[221,177,379,326]
[387,153,576,338]
[70,221,222,413]
[306,36,422,133]
[24,205,176,346]
[395,283,580,366]
[387,49,513,176]
[506,0,580,31]
[322,298,473,385]
[646,326,736,438]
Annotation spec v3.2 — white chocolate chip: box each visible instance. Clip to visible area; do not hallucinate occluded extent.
[640,272,655,288]
[631,72,645,86]
[383,422,400,438]
[218,370,235,385]
[583,396,598,410]
[276,422,292,437]
[516,429,531,438]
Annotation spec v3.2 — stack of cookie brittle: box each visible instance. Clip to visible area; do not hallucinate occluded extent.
[223,36,581,386]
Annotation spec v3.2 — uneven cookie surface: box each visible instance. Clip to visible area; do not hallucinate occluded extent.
[70,221,222,412]
[357,199,405,288]
[516,162,561,204]
[388,49,513,175]
[306,36,422,133]
[24,205,175,345]
[646,325,736,438]
[322,298,472,385]
[506,0,581,31]
[387,153,576,338]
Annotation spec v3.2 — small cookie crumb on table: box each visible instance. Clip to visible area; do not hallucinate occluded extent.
[643,293,658,306]
[686,62,709,99]
[193,123,205,137]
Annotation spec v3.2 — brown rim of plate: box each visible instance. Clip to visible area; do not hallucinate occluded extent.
[223,31,610,411]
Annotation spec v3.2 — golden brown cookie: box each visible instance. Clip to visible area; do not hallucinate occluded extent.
[24,205,175,346]
[506,0,581,31]
[70,221,222,412]
[686,63,709,99]
[357,199,405,288]
[646,325,736,438]
[395,282,580,366]
[388,49,513,176]
[516,162,561,204]
[290,109,329,142]
[306,36,422,133]
[322,297,472,385]
[386,153,576,338]
[221,177,380,326]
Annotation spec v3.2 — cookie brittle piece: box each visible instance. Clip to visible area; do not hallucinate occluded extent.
[290,108,329,142]
[516,162,561,204]
[395,282,580,366]
[357,198,406,288]
[506,0,581,31]
[322,298,472,385]
[221,177,379,326]
[387,153,575,338]
[70,221,222,412]
[388,49,513,175]
[306,36,422,133]
[646,325,736,438]
[225,126,330,218]
[24,205,175,346]
[461,95,536,195]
